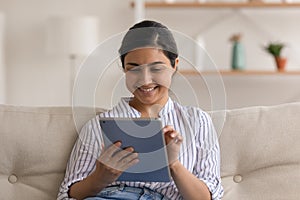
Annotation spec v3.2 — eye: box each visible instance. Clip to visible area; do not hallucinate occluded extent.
[127,66,141,73]
[150,68,162,73]
[150,65,166,73]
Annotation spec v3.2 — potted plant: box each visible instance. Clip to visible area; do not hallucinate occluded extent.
[264,42,287,71]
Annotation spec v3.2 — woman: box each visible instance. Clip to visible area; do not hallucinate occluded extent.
[58,20,223,200]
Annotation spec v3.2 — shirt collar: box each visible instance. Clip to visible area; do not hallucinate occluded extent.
[158,97,174,117]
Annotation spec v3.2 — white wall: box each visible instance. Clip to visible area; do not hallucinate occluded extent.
[1,0,300,108]
[0,12,5,103]
[0,0,133,106]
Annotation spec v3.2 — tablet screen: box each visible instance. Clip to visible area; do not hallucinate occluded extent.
[99,118,171,182]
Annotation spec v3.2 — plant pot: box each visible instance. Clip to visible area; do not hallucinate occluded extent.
[275,57,287,71]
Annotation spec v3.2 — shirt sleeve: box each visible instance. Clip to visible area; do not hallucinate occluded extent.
[57,116,102,200]
[193,111,224,200]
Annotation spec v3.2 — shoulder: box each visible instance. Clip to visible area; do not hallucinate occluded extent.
[98,97,133,118]
[84,108,117,129]
[81,98,129,131]
[80,115,101,135]
[173,101,211,121]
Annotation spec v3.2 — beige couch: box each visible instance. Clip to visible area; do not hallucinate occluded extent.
[1,103,300,199]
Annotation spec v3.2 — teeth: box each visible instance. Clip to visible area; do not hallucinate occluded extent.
[139,87,154,92]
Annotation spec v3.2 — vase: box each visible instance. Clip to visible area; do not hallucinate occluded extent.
[275,57,287,71]
[231,41,246,70]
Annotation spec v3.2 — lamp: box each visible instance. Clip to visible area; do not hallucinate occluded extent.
[45,16,100,104]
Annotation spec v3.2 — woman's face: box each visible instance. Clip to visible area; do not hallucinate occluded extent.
[124,48,178,107]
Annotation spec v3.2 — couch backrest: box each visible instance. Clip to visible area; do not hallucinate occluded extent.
[0,105,105,200]
[0,103,300,199]
[214,102,300,200]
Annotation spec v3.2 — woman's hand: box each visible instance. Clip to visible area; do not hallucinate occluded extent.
[69,142,139,199]
[95,142,139,185]
[163,125,183,168]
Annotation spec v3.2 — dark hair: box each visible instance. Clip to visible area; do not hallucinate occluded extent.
[119,20,178,68]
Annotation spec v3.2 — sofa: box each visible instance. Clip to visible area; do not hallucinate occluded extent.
[1,102,300,200]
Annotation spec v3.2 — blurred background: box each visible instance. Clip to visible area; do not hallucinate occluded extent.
[0,0,300,110]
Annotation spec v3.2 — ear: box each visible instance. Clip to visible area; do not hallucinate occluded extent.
[173,57,179,72]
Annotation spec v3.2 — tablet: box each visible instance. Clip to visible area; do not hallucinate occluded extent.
[99,118,171,182]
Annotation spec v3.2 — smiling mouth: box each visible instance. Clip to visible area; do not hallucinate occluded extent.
[138,86,158,93]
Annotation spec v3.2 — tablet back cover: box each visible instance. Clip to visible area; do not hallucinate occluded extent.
[100,118,171,182]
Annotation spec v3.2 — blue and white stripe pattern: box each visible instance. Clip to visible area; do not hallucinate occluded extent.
[58,97,223,200]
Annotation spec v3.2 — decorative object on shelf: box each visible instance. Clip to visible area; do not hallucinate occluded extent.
[264,42,287,71]
[230,33,246,71]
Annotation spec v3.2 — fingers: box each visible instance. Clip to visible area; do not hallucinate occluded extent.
[100,141,122,162]
[99,142,139,171]
[162,125,174,134]
[118,151,139,170]
[163,125,183,145]
[115,146,139,170]
[162,125,183,166]
[172,134,183,144]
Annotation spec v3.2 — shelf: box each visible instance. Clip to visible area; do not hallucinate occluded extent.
[131,1,300,8]
[178,70,300,75]
[130,2,300,76]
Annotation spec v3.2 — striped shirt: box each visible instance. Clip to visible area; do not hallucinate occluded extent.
[58,97,223,200]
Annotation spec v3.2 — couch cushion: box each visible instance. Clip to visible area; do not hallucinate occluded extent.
[0,105,105,200]
[215,102,300,200]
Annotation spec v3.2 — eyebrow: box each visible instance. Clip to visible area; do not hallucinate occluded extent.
[125,61,166,67]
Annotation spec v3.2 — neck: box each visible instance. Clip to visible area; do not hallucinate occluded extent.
[129,98,168,118]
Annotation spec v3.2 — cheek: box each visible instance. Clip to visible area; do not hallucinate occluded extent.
[125,73,137,92]
[153,72,173,88]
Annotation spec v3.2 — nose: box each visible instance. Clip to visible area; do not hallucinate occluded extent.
[138,67,153,85]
